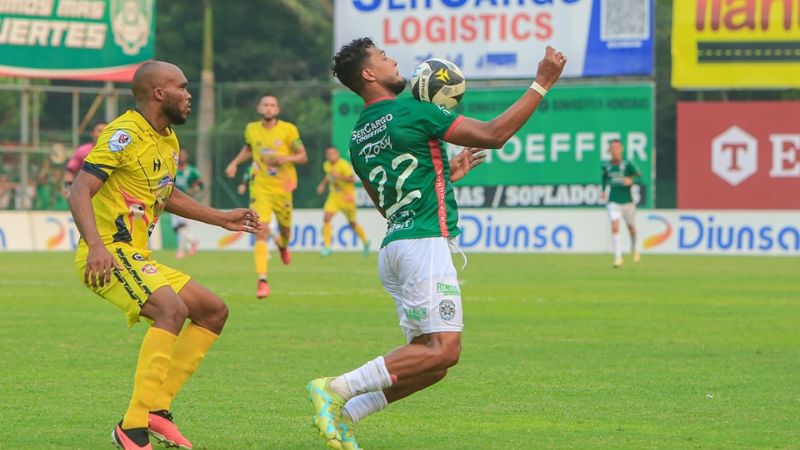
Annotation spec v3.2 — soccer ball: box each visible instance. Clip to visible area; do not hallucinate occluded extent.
[410,58,466,110]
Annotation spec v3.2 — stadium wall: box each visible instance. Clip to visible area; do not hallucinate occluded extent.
[3,210,796,256]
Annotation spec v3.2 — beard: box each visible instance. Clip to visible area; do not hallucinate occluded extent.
[389,77,407,95]
[163,98,187,125]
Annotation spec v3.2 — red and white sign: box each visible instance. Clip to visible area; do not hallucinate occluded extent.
[677,101,800,209]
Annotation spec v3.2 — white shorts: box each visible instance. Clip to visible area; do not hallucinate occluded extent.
[606,202,636,226]
[378,237,464,342]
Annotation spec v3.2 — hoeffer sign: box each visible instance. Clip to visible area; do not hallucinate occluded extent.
[677,101,800,209]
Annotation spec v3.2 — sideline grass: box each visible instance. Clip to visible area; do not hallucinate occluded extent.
[0,251,797,449]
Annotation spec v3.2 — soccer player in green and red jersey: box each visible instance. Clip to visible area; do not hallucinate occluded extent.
[307,38,566,450]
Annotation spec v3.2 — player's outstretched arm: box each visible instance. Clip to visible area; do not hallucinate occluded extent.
[445,46,566,149]
[225,145,252,178]
[166,187,261,233]
[67,171,122,288]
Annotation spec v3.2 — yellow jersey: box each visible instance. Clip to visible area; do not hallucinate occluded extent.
[244,119,302,194]
[79,110,179,251]
[323,158,356,203]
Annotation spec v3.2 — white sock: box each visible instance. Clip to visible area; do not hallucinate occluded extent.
[330,356,393,401]
[342,391,388,424]
[612,233,622,259]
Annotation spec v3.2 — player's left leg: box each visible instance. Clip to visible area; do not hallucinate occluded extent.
[343,205,370,256]
[274,192,293,265]
[251,191,273,298]
[321,211,335,257]
[623,203,639,262]
[607,203,624,267]
[149,279,228,450]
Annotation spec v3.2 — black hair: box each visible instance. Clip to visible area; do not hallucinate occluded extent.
[609,139,622,145]
[332,37,375,94]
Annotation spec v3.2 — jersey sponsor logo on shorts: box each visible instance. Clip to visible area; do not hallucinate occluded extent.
[141,264,158,275]
[109,130,133,152]
[358,133,392,160]
[404,307,428,321]
[436,282,461,296]
[438,299,456,321]
[132,253,145,261]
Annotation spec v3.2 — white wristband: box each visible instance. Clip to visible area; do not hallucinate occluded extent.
[529,81,548,97]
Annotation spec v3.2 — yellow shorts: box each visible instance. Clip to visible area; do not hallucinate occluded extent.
[250,188,293,228]
[75,244,191,327]
[324,194,357,222]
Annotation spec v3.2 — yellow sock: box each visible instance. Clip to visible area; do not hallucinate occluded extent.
[151,324,219,411]
[322,222,332,247]
[122,327,177,429]
[353,223,368,244]
[254,239,268,276]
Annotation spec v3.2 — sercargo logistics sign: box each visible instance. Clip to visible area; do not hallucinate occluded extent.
[333,84,655,208]
[334,0,653,79]
[0,0,155,81]
[677,101,800,209]
[672,0,800,88]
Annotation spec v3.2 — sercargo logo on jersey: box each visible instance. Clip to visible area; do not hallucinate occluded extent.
[353,114,393,142]
[677,101,800,209]
[335,0,653,79]
[672,0,800,88]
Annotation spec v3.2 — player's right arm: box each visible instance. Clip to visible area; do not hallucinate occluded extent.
[225,144,252,178]
[600,165,609,202]
[67,170,121,288]
[445,46,566,149]
[316,176,328,195]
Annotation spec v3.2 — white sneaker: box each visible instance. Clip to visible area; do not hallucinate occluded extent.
[613,257,623,268]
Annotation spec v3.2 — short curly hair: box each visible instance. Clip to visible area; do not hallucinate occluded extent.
[332,37,375,94]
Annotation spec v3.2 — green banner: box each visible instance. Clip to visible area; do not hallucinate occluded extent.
[333,84,655,208]
[0,0,155,81]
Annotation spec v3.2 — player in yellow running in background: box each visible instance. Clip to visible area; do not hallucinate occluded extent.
[316,146,371,257]
[68,61,261,450]
[225,94,308,299]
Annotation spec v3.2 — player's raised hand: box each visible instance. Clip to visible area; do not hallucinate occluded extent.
[450,147,487,183]
[535,46,567,90]
[221,208,262,233]
[84,243,122,288]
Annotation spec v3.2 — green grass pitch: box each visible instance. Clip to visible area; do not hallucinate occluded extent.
[0,251,797,449]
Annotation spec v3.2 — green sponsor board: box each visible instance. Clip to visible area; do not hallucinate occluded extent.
[0,0,155,80]
[333,84,655,207]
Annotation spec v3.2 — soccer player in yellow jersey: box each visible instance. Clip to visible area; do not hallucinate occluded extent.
[224,94,308,299]
[316,146,371,257]
[68,61,261,450]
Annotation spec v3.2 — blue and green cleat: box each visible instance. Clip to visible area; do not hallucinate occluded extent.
[307,377,344,449]
[362,240,371,257]
[338,414,363,450]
